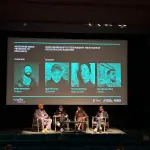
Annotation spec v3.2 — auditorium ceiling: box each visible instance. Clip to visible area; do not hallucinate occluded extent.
[0,0,150,33]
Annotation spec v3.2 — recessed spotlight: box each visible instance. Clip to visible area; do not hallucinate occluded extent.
[97,24,101,27]
[104,24,109,27]
[23,23,27,27]
[88,22,92,27]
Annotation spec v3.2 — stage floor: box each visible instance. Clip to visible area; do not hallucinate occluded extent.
[22,128,126,135]
[0,128,150,149]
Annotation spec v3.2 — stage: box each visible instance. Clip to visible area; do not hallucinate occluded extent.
[22,128,125,135]
[0,128,150,150]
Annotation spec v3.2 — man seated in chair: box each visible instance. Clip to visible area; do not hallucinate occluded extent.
[75,106,88,131]
[54,105,68,132]
[94,106,109,133]
[34,104,52,132]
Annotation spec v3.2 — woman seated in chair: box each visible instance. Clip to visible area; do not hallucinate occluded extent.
[75,106,88,131]
[94,105,109,132]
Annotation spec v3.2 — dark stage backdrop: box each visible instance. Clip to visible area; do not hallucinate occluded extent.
[0,32,150,130]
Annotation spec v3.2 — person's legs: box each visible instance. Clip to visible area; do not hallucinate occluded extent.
[94,122,98,132]
[97,118,102,131]
[81,118,86,130]
[46,118,52,130]
[38,118,44,130]
[59,117,64,132]
[77,117,82,130]
[94,118,102,132]
[78,123,82,130]
[56,118,61,129]
[60,117,66,129]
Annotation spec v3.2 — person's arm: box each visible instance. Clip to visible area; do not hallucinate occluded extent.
[96,112,98,117]
[83,111,88,119]
[44,110,49,119]
[95,112,100,121]
[65,114,68,118]
[63,111,68,118]
[105,111,109,119]
[75,111,78,119]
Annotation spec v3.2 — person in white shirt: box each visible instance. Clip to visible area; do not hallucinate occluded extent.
[34,104,52,132]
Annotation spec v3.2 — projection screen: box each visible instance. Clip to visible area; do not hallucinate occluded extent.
[6,38,127,105]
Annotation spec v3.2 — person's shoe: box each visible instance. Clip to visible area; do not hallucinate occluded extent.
[41,128,47,133]
[77,127,81,131]
[99,130,102,133]
[60,128,64,132]
[94,128,98,133]
[56,122,60,127]
[99,128,102,133]
[45,129,48,133]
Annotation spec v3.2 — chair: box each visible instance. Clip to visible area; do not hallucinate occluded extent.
[74,116,89,131]
[92,116,109,132]
[53,115,70,131]
[32,118,40,132]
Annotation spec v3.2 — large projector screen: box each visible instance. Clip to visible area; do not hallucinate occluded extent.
[6,38,127,105]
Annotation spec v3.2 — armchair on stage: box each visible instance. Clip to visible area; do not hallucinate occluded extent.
[74,115,89,131]
[53,115,70,131]
[32,117,40,132]
[32,116,52,132]
[92,116,109,132]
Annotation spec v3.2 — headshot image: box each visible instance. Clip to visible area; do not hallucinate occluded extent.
[14,63,39,90]
[45,62,69,88]
[71,63,95,87]
[97,63,121,87]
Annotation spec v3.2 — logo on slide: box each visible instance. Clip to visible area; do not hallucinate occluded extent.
[13,98,25,104]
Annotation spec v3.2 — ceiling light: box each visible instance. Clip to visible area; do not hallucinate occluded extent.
[97,24,101,27]
[88,22,92,27]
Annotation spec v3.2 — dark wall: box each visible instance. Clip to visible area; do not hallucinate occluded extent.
[0,31,149,131]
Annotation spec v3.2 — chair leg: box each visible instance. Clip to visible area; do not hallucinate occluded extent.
[104,125,105,132]
[54,118,56,132]
[55,124,56,132]
[37,121,39,132]
[67,123,69,131]
[86,122,89,131]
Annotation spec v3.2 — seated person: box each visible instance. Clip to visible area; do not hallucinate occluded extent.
[34,104,52,132]
[94,106,109,132]
[54,105,68,132]
[75,106,88,131]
